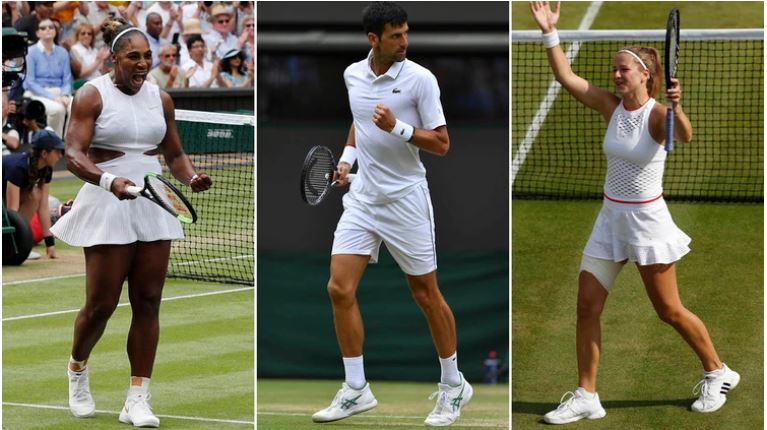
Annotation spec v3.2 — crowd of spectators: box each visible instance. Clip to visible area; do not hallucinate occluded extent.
[2,1,254,148]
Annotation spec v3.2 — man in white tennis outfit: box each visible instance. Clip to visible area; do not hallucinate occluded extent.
[311,2,472,427]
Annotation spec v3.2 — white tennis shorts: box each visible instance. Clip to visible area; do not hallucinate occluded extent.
[51,153,184,247]
[583,197,691,265]
[332,182,437,276]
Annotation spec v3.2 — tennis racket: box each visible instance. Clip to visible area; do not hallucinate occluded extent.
[664,8,680,152]
[300,145,356,206]
[126,172,197,224]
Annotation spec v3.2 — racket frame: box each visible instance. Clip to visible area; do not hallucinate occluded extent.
[664,8,680,153]
[127,172,197,224]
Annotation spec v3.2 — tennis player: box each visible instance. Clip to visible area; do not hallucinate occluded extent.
[311,2,472,427]
[50,18,212,428]
[529,2,739,424]
[2,129,64,259]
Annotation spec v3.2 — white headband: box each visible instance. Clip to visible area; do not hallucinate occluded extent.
[618,49,648,70]
[110,27,143,52]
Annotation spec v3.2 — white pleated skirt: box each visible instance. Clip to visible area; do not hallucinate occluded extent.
[583,197,691,265]
[51,154,184,247]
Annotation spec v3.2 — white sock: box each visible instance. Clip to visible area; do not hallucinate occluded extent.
[127,376,151,399]
[705,364,726,378]
[576,387,596,399]
[439,352,461,386]
[342,356,366,389]
[69,356,87,371]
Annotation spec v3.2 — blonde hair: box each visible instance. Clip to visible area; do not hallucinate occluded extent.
[73,22,96,48]
[618,46,664,97]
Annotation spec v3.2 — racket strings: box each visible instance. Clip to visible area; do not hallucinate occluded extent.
[303,149,335,204]
[147,176,195,218]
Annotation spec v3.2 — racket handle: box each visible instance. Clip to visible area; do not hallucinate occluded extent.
[126,186,142,196]
[665,108,674,152]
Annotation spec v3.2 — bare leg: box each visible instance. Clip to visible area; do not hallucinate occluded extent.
[126,240,171,377]
[638,263,722,371]
[327,254,370,357]
[576,271,609,393]
[405,271,456,358]
[71,244,134,362]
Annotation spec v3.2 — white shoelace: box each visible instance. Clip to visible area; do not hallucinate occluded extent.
[556,391,577,412]
[428,390,448,415]
[69,372,92,401]
[692,377,713,408]
[129,394,155,415]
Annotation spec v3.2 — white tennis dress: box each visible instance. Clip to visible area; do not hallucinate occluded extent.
[51,74,184,246]
[583,98,691,265]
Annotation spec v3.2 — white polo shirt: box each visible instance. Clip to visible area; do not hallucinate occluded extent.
[344,50,446,204]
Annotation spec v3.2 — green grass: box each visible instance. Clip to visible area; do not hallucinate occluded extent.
[257,379,508,429]
[511,200,763,429]
[3,272,254,429]
[512,2,763,202]
[511,2,764,29]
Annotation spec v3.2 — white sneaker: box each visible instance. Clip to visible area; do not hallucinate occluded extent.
[424,372,473,426]
[691,363,740,413]
[68,367,95,418]
[27,251,41,260]
[118,394,160,427]
[311,382,378,423]
[543,388,606,424]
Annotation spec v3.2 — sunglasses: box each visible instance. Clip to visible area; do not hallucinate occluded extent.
[38,25,55,30]
[80,32,93,35]
[245,23,254,28]
[217,19,230,24]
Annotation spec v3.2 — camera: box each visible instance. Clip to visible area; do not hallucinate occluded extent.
[2,27,28,89]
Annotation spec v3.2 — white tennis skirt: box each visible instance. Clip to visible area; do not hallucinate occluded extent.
[583,196,691,265]
[51,153,184,247]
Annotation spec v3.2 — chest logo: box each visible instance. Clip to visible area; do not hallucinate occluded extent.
[392,88,401,94]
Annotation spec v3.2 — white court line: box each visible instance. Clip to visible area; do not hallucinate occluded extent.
[510,1,603,185]
[4,273,85,286]
[4,255,253,286]
[258,411,506,427]
[3,402,254,426]
[3,287,252,322]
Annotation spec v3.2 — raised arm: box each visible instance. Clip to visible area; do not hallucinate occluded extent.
[530,1,618,121]
[158,91,211,192]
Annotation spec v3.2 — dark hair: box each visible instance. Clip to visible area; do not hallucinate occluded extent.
[618,46,664,98]
[221,52,246,75]
[362,1,407,38]
[186,34,204,51]
[102,18,147,52]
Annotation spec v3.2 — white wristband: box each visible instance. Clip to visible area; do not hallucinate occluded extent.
[542,30,560,49]
[390,119,414,142]
[339,145,357,167]
[99,172,116,192]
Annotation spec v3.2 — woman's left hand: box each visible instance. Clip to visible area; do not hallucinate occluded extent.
[46,245,57,259]
[190,172,212,192]
[667,78,682,110]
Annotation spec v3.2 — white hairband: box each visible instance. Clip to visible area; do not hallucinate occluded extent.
[618,49,648,70]
[110,27,143,52]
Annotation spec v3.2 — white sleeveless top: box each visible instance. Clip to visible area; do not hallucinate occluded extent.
[86,74,167,153]
[603,98,666,202]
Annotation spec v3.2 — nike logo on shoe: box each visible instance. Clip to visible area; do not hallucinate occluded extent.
[392,88,401,93]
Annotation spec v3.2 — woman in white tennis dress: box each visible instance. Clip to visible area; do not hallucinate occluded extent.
[529,2,740,425]
[51,18,211,428]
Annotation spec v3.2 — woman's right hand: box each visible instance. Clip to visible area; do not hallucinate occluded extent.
[530,1,560,33]
[111,177,138,200]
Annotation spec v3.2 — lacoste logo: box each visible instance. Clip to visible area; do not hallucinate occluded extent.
[392,88,401,94]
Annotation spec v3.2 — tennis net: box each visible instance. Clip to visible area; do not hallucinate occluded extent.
[512,29,763,202]
[162,110,254,285]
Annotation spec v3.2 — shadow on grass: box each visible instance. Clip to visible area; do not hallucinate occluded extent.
[512,398,692,417]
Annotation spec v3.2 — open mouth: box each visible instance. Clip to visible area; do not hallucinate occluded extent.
[131,71,148,86]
